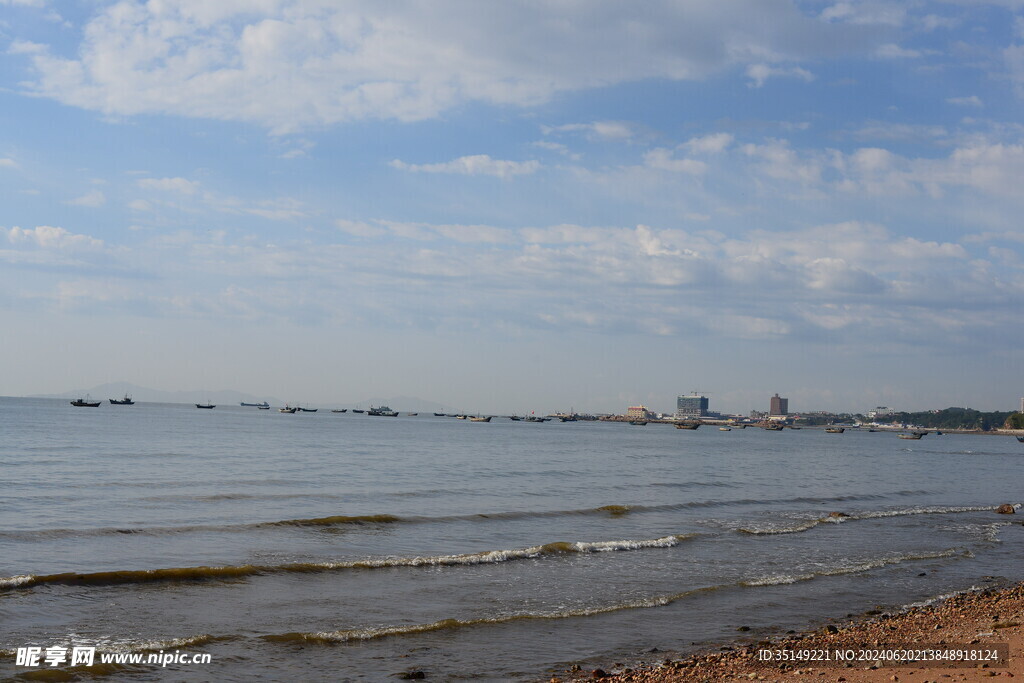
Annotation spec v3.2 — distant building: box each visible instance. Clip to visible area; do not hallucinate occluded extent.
[769,394,789,416]
[626,405,654,420]
[676,394,709,419]
[867,406,894,420]
[1020,397,1024,413]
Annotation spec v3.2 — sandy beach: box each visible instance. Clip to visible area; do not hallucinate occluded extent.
[554,583,1024,682]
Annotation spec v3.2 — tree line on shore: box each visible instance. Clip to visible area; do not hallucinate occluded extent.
[797,407,1023,431]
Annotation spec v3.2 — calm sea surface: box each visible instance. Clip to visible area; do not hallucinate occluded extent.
[2,397,1023,681]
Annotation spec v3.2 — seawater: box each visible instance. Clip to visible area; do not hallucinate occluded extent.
[2,397,1023,681]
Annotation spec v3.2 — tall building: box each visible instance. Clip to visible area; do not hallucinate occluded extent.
[626,405,653,420]
[676,394,709,419]
[769,393,789,416]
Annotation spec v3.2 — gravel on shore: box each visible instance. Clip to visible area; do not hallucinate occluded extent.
[551,583,1024,682]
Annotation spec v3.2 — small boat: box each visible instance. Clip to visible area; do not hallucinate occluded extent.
[508,415,522,421]
[1017,436,1024,443]
[524,416,549,422]
[675,421,701,430]
[70,397,101,407]
[331,409,347,413]
[279,406,297,413]
[719,427,731,431]
[297,407,318,413]
[407,413,418,416]
[109,394,134,405]
[434,412,446,417]
[898,433,923,440]
[257,405,270,410]
[629,420,648,426]
[456,415,468,420]
[469,416,491,422]
[368,405,399,417]
[196,403,215,409]
[762,423,784,431]
[824,427,845,433]
[241,402,270,408]
[353,409,365,414]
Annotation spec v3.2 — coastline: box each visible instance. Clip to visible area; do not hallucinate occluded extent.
[555,583,1024,682]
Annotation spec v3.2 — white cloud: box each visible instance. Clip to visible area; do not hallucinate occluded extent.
[66,190,106,207]
[746,63,814,88]
[545,121,635,140]
[820,2,906,26]
[946,95,983,107]
[6,225,103,249]
[391,155,540,178]
[137,177,200,194]
[875,43,922,59]
[684,133,734,154]
[15,1,875,131]
[0,158,17,168]
[643,148,707,175]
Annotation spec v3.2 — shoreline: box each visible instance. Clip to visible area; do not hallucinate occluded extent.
[554,583,1024,682]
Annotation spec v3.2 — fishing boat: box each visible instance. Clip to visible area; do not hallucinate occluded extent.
[297,407,318,413]
[195,403,215,409]
[508,415,522,421]
[70,397,101,407]
[824,427,845,433]
[898,433,923,440]
[368,405,399,417]
[675,421,701,430]
[524,416,549,423]
[762,423,784,431]
[109,394,134,405]
[257,405,270,410]
[719,426,731,431]
[279,406,297,413]
[353,409,365,414]
[1017,436,1024,443]
[434,412,446,417]
[629,420,648,426]
[407,413,418,416]
[241,402,269,408]
[331,409,347,413]
[469,415,491,422]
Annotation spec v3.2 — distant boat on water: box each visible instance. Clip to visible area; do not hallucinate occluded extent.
[899,433,923,440]
[70,397,101,407]
[629,420,648,426]
[241,402,270,408]
[368,406,399,417]
[353,409,365,413]
[297,407,318,413]
[109,394,134,405]
[279,406,297,413]
[469,415,491,422]
[824,427,845,433]
[1017,436,1024,443]
[675,421,701,430]
[434,412,446,417]
[196,403,215,409]
[331,409,347,413]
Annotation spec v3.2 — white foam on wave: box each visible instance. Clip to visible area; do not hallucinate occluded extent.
[741,548,962,587]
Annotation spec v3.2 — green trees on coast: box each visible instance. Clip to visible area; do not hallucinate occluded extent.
[797,407,1022,431]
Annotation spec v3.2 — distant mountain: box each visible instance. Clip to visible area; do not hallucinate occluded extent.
[30,382,285,407]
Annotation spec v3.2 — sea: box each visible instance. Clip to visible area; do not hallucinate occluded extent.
[2,396,1023,681]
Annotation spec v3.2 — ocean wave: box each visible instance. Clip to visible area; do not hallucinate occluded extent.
[740,549,965,587]
[0,534,696,592]
[737,504,1012,536]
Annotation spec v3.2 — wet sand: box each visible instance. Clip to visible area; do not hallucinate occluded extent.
[554,583,1024,682]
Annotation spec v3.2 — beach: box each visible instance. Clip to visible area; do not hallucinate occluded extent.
[557,583,1024,682]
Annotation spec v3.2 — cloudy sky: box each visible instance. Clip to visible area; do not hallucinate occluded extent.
[2,0,1023,414]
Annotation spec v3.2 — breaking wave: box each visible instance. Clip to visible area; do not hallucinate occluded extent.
[0,534,695,591]
[740,548,966,587]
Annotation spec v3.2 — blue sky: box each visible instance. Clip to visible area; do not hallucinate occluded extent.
[2,0,1023,414]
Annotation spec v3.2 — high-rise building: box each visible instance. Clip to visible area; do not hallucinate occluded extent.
[676,394,709,418]
[769,393,789,416]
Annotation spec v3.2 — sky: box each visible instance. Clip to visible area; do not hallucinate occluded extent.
[1,0,1023,415]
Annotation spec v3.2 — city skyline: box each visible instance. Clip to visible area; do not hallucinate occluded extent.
[2,2,1024,414]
